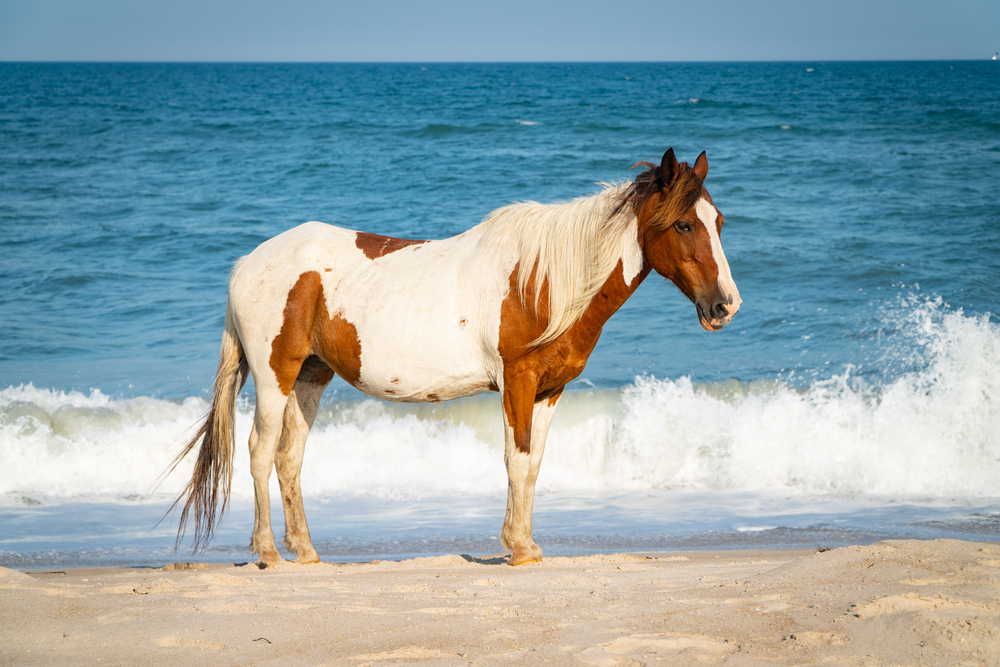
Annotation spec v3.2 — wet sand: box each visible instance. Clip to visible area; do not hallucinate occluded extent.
[1,539,997,666]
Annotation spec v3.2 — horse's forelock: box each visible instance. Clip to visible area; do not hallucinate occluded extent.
[614,161,705,226]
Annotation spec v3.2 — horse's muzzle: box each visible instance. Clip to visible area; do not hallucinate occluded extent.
[697,292,740,331]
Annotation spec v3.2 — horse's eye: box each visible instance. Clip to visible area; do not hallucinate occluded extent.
[676,222,692,233]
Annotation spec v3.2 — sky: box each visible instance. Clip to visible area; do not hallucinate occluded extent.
[0,0,997,62]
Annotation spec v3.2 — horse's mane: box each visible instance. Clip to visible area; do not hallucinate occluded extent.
[477,162,704,346]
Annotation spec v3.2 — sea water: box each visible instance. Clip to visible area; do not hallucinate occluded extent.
[1,62,998,568]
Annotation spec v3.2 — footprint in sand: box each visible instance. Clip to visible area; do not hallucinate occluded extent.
[352,646,464,662]
[783,632,846,647]
[579,633,730,666]
[154,637,225,650]
[131,578,180,595]
[849,593,998,619]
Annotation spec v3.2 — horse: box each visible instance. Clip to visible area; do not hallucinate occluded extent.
[171,148,741,568]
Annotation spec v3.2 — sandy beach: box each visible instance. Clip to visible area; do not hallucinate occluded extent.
[1,539,997,666]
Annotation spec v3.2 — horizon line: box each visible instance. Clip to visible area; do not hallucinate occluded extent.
[1,58,993,65]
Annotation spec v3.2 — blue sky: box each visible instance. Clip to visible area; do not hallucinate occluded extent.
[1,0,997,61]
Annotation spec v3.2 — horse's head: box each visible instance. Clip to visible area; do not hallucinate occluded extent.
[625,148,741,331]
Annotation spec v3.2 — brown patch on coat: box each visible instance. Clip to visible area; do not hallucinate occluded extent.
[269,271,363,395]
[355,231,427,260]
[427,393,440,402]
[269,272,324,395]
[318,313,362,386]
[497,259,649,454]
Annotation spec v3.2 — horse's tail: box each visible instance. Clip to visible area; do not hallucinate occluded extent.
[168,302,249,550]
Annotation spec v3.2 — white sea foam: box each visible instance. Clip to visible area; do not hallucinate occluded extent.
[1,298,997,504]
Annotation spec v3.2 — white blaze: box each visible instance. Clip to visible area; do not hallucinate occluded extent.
[695,198,741,309]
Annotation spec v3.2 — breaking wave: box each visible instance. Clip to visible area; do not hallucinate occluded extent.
[2,297,997,504]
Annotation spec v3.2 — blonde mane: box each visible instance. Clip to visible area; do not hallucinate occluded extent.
[477,183,637,345]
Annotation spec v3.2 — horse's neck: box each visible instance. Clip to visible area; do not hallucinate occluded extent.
[556,212,648,333]
[574,257,652,334]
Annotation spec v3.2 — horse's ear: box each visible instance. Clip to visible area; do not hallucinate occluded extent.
[660,148,679,186]
[693,151,708,180]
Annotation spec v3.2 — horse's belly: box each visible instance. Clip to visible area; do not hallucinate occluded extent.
[360,369,495,403]
[354,338,496,403]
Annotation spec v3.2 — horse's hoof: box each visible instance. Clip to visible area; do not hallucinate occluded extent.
[508,552,543,567]
[294,552,321,564]
[255,554,284,569]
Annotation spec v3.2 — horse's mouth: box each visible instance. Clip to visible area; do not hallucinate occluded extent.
[697,304,728,331]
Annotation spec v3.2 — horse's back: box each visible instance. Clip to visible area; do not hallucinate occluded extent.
[233,221,358,280]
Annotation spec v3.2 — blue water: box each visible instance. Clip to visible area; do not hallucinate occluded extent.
[1,62,999,568]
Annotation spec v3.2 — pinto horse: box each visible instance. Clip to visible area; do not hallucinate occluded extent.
[172,149,741,567]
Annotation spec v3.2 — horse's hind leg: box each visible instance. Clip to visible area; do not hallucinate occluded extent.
[275,356,332,564]
[248,382,290,568]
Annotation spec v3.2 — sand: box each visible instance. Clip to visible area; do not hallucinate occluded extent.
[1,539,997,666]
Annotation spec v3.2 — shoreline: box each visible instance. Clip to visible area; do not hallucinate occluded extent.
[3,539,997,665]
[5,491,998,574]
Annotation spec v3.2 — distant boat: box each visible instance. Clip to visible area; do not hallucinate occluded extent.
[993,52,998,60]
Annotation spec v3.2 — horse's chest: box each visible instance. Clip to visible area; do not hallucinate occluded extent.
[539,351,590,391]
[513,332,601,396]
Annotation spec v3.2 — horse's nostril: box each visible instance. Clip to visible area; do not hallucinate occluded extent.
[711,302,729,319]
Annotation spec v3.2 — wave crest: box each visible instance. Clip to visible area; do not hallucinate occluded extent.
[2,298,997,503]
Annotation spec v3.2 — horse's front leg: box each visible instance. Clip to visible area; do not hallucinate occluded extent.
[500,384,561,566]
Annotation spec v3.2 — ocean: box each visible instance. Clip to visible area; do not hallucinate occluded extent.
[1,61,998,569]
